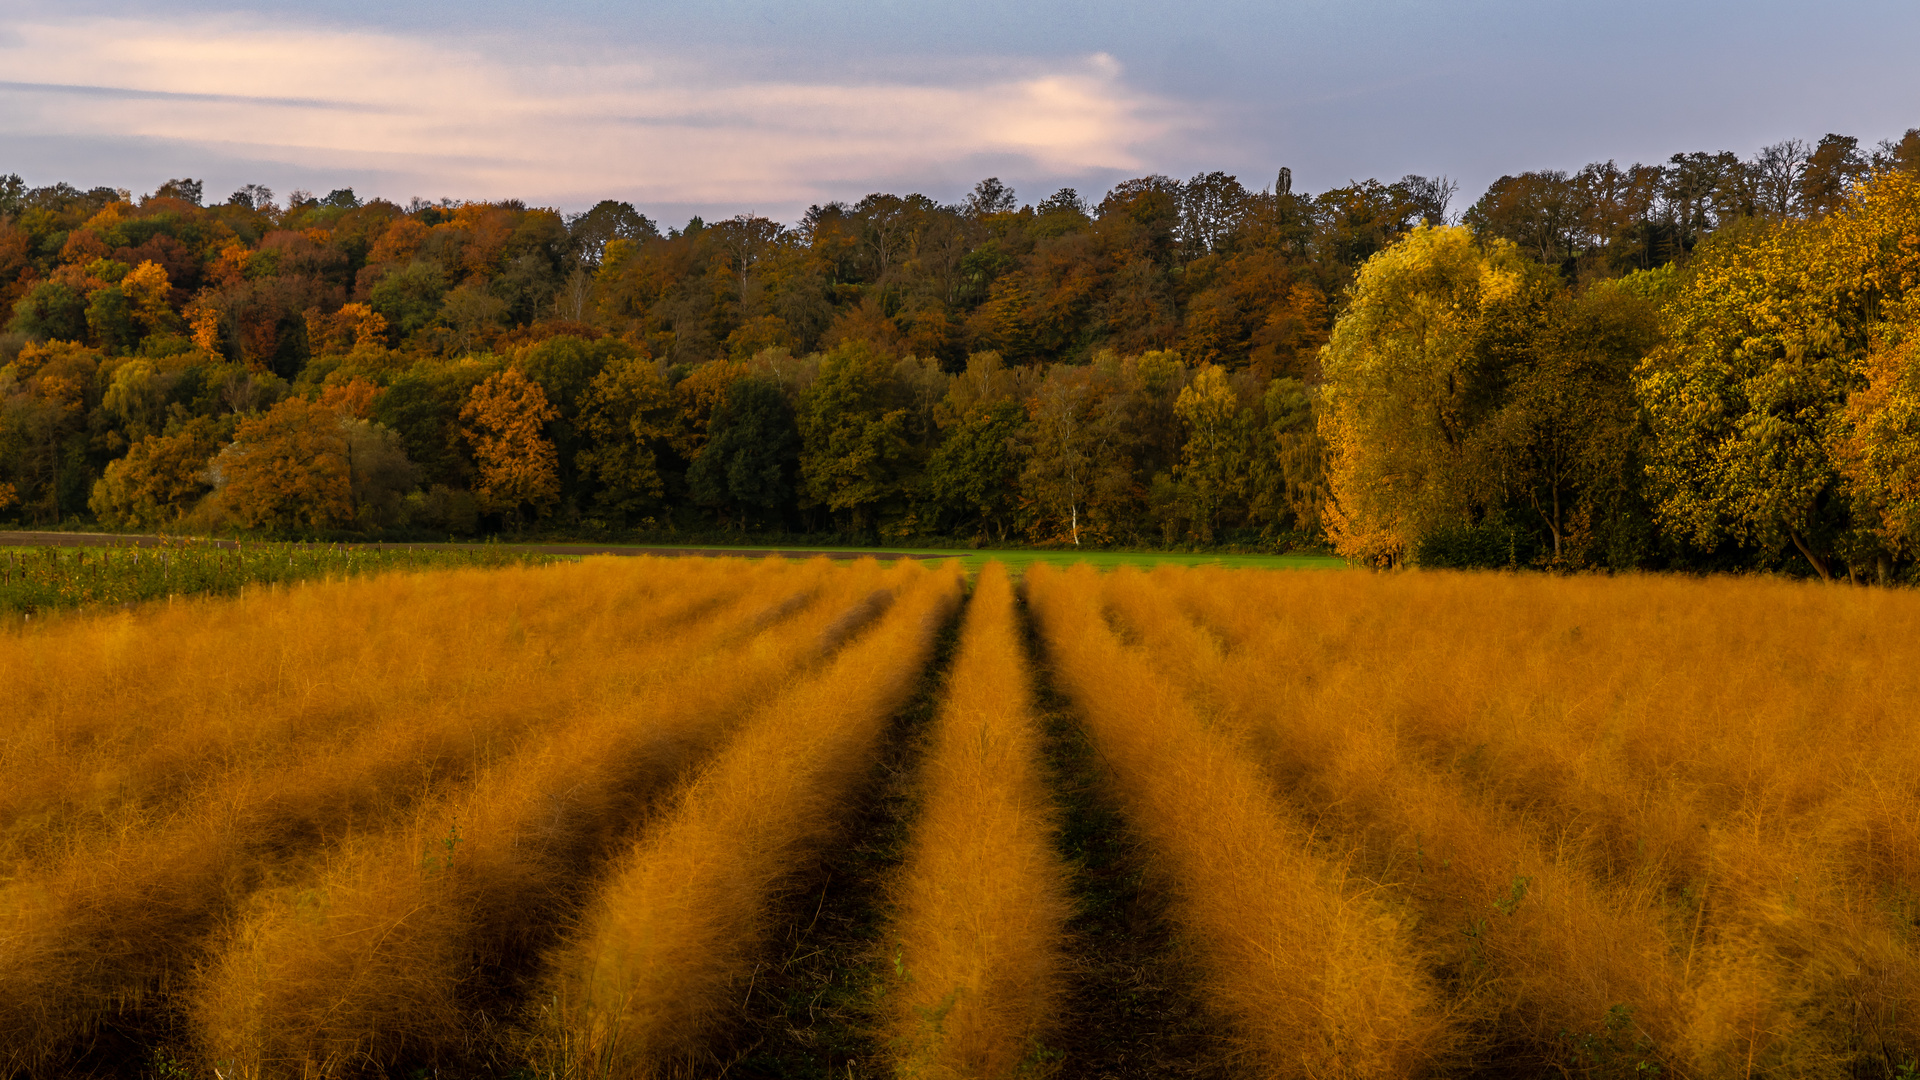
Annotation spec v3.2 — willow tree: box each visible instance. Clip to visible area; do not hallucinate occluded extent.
[1317,226,1543,564]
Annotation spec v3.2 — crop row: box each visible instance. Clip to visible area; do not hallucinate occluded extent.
[5,558,1918,1078]
[0,541,561,614]
[1028,563,1920,1079]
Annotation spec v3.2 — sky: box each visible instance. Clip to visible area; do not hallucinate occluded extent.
[3,0,1918,227]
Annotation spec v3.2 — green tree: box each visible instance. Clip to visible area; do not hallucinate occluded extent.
[86,285,139,352]
[368,261,448,341]
[10,282,88,341]
[1250,376,1329,536]
[1017,362,1141,546]
[688,376,798,529]
[576,354,674,522]
[520,334,637,510]
[924,397,1023,540]
[100,359,166,444]
[1172,364,1253,541]
[373,361,491,490]
[341,417,418,527]
[1478,281,1658,564]
[442,282,507,354]
[797,343,913,535]
[0,340,101,522]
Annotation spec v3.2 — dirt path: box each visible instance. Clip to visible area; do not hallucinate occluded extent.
[1021,595,1237,1079]
[0,531,936,561]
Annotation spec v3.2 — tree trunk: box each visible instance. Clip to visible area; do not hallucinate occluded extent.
[1787,529,1833,582]
[1551,484,1562,560]
[1535,485,1563,561]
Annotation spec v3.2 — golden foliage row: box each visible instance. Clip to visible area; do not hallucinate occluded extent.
[1027,563,1452,1078]
[0,558,743,866]
[0,556,800,1072]
[541,557,964,1075]
[879,562,1073,1078]
[1134,564,1920,1077]
[188,556,895,1076]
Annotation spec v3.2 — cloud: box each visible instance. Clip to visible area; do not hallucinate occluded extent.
[0,17,1177,208]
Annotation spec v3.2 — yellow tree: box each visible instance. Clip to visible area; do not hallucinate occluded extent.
[1638,169,1920,579]
[90,418,225,528]
[304,303,389,357]
[317,377,383,420]
[1318,226,1535,564]
[210,398,353,530]
[460,366,560,520]
[185,295,226,360]
[1827,169,1920,575]
[121,260,176,338]
[1838,331,1920,567]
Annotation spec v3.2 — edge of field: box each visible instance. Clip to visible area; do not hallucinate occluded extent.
[0,530,1347,574]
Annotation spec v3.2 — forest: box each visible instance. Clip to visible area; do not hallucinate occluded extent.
[3,127,1919,578]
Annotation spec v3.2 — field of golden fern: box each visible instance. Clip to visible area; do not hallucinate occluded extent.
[2,555,1916,1079]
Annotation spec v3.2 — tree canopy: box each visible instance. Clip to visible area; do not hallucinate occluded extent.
[5,134,1920,580]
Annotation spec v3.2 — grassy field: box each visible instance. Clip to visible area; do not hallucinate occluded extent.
[0,540,563,614]
[532,541,1349,574]
[0,539,1336,618]
[2,556,1914,1079]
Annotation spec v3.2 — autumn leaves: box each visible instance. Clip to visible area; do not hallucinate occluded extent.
[1323,169,1920,578]
[460,365,561,519]
[89,359,567,531]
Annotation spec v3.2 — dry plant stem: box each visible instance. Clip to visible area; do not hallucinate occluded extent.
[545,559,966,1077]
[0,556,744,866]
[1025,564,1450,1080]
[1110,567,1688,1067]
[184,557,867,1075]
[1162,566,1920,1077]
[0,558,765,1073]
[879,561,1072,1079]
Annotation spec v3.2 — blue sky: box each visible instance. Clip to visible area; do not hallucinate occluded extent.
[4,0,1916,226]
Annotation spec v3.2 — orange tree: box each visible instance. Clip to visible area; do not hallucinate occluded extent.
[459,365,560,521]
[1839,333,1920,565]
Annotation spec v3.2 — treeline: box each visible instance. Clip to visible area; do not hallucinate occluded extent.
[1,129,1917,575]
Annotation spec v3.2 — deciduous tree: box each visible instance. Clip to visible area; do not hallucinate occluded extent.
[797,343,912,534]
[1173,364,1252,541]
[208,397,353,530]
[1636,220,1853,578]
[576,354,674,521]
[688,376,798,529]
[460,365,560,520]
[89,417,224,528]
[1318,226,1536,564]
